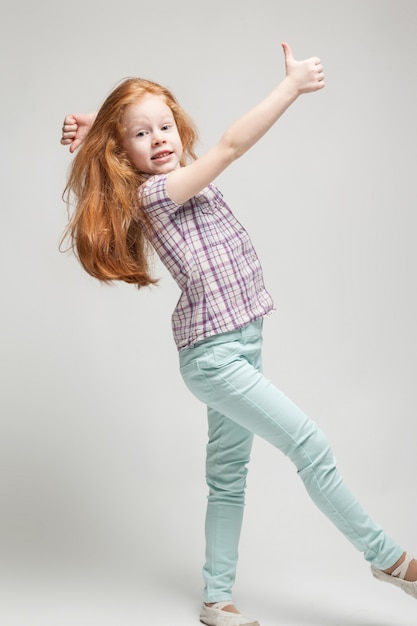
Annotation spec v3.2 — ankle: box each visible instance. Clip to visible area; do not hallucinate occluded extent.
[204,602,240,614]
[383,553,417,582]
[383,552,407,575]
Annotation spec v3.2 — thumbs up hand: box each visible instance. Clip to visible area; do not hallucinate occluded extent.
[281,42,325,94]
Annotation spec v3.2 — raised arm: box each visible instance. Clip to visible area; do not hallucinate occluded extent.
[60,112,97,153]
[166,42,325,205]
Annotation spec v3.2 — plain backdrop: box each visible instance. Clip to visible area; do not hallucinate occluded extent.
[1,1,417,624]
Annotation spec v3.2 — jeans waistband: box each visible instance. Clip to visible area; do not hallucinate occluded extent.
[185,319,263,351]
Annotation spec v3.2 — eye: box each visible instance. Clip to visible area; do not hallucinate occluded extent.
[136,130,148,137]
[161,124,171,131]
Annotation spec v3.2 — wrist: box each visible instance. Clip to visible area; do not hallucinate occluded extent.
[280,75,302,99]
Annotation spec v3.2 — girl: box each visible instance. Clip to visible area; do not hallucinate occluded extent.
[60,43,417,626]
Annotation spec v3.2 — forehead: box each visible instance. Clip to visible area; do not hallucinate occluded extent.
[123,93,173,125]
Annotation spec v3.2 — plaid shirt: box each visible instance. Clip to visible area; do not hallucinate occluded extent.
[139,174,274,350]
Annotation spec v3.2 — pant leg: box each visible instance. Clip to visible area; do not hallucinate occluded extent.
[204,406,254,601]
[179,321,403,598]
[202,323,263,601]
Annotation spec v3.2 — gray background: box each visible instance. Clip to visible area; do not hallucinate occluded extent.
[1,1,417,624]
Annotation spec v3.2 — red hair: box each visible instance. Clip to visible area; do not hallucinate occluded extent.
[62,78,198,286]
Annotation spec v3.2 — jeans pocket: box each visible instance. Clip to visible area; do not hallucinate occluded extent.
[211,340,241,368]
[179,358,215,400]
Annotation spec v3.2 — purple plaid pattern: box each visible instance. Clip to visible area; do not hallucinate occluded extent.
[139,175,274,349]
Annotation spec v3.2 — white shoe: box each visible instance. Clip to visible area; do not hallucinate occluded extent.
[371,553,417,599]
[200,602,260,626]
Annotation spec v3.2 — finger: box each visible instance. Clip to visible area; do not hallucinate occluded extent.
[62,123,78,133]
[63,114,76,125]
[61,131,77,142]
[281,41,295,63]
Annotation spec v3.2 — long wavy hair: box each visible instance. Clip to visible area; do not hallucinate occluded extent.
[61,78,198,286]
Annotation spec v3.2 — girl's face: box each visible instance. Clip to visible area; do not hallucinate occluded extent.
[122,94,183,175]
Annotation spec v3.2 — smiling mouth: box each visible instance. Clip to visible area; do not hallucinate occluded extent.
[151,151,172,160]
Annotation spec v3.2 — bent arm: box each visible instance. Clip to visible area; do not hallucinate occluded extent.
[166,42,324,205]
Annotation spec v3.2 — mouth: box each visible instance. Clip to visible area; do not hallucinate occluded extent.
[151,151,173,161]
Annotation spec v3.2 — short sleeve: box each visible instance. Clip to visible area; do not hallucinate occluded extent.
[138,174,181,219]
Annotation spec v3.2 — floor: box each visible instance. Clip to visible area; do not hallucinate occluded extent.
[2,555,416,626]
[2,439,415,626]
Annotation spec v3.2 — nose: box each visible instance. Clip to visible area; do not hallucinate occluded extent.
[152,131,166,146]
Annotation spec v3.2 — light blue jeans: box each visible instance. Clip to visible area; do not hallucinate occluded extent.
[179,320,402,602]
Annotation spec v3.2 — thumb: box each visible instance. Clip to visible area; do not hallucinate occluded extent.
[281,41,295,65]
[69,138,82,154]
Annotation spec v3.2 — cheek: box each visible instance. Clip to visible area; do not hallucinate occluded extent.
[175,138,184,158]
[123,135,144,157]
[127,145,146,166]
